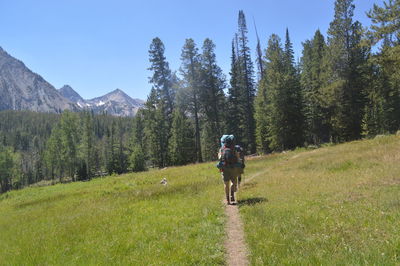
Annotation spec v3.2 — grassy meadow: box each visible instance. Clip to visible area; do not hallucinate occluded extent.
[0,135,399,265]
[0,164,226,265]
[239,135,400,265]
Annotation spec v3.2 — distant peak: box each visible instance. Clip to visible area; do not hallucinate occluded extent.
[109,88,128,96]
[112,88,123,93]
[60,84,73,90]
[59,85,76,93]
[58,85,84,102]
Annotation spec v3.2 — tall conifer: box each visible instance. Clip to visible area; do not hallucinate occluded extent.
[143,88,169,168]
[199,38,226,160]
[168,108,196,165]
[227,40,242,139]
[80,111,94,179]
[60,111,79,181]
[258,32,303,151]
[180,38,202,162]
[300,30,331,144]
[129,110,146,172]
[325,0,368,141]
[148,37,174,118]
[283,29,304,148]
[145,38,175,167]
[363,0,400,135]
[237,10,256,153]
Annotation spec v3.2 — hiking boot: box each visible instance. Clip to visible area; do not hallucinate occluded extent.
[226,196,231,205]
[231,194,235,202]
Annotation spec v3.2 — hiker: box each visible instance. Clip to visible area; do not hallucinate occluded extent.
[234,144,245,186]
[217,135,239,205]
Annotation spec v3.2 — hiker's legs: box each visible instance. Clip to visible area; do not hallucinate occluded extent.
[231,176,238,202]
[233,176,238,192]
[224,181,231,203]
[222,168,235,204]
[232,168,240,192]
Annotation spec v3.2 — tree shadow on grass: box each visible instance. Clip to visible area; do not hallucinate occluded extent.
[237,197,267,207]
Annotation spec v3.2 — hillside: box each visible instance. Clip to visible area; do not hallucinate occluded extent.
[0,135,399,264]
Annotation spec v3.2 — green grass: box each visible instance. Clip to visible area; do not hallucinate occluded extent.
[0,164,226,265]
[239,135,400,265]
[1,135,399,265]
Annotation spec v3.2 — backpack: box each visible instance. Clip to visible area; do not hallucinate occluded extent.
[221,145,238,167]
[235,145,245,168]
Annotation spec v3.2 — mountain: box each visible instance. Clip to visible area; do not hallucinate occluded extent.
[0,47,77,113]
[60,86,144,117]
[85,89,144,117]
[0,46,143,116]
[59,85,85,105]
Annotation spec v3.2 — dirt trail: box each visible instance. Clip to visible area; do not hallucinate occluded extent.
[224,170,266,266]
[224,201,249,266]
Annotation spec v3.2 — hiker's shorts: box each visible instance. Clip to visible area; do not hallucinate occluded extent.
[222,167,236,182]
[236,167,244,175]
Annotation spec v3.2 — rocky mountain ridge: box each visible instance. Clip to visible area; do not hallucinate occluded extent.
[59,87,144,116]
[0,46,143,116]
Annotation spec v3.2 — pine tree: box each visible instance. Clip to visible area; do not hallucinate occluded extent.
[258,32,303,151]
[254,71,270,153]
[59,111,80,181]
[130,110,145,151]
[325,0,368,141]
[148,37,174,118]
[129,145,146,172]
[201,121,219,161]
[44,124,63,182]
[255,23,265,81]
[262,34,286,150]
[145,38,175,167]
[168,108,196,165]
[143,88,169,168]
[367,0,400,46]
[284,28,295,73]
[129,110,146,172]
[115,118,128,174]
[363,0,400,135]
[300,30,331,144]
[283,29,304,148]
[199,38,226,160]
[105,121,118,174]
[237,10,256,153]
[256,40,264,80]
[180,38,203,162]
[362,59,394,135]
[80,112,94,180]
[227,39,243,140]
[254,20,270,153]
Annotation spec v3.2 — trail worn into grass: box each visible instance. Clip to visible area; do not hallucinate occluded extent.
[224,173,262,266]
[224,202,249,266]
[224,167,271,265]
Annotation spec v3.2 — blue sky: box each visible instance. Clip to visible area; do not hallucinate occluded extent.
[0,0,382,100]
